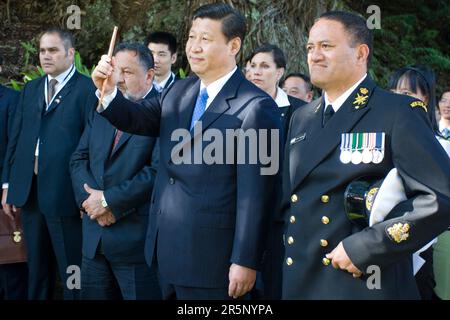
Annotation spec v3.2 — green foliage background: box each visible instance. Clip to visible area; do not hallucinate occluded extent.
[0,0,448,95]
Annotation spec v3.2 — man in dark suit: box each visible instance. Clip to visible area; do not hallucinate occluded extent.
[146,31,177,92]
[0,54,28,300]
[92,3,281,299]
[1,28,97,299]
[70,42,161,300]
[282,11,450,299]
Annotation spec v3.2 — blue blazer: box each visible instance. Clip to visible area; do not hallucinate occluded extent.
[100,69,282,288]
[0,85,19,178]
[2,72,97,217]
[70,88,159,263]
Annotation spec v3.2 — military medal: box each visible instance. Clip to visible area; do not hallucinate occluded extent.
[362,133,373,164]
[372,132,385,164]
[351,133,363,164]
[340,133,352,164]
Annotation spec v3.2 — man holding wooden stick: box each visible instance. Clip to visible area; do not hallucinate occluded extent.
[92,3,281,300]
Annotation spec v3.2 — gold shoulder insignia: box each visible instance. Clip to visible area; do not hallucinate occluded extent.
[387,222,410,243]
[353,93,369,109]
[410,100,427,113]
[360,87,369,95]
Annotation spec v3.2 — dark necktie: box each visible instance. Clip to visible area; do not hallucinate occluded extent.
[47,78,58,105]
[323,104,335,126]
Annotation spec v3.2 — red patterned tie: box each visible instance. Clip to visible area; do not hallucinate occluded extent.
[112,130,123,151]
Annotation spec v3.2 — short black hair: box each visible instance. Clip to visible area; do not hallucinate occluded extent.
[114,42,154,71]
[318,11,373,66]
[249,43,286,69]
[145,31,177,55]
[282,73,313,91]
[388,64,438,133]
[41,27,75,51]
[441,87,450,97]
[193,3,246,43]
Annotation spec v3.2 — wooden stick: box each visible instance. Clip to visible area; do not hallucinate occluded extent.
[98,26,119,108]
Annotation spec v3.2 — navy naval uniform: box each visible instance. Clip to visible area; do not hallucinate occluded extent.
[282,76,450,299]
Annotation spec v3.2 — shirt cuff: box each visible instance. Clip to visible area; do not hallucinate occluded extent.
[95,86,118,112]
[2,183,9,189]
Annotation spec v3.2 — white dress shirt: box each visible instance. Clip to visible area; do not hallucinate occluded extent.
[324,73,367,113]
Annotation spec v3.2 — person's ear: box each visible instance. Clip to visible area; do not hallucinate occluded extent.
[67,47,75,60]
[171,53,177,64]
[229,37,241,56]
[147,68,155,85]
[356,44,370,66]
[277,68,285,83]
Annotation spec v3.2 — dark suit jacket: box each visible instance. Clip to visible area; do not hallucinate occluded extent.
[0,85,19,177]
[100,69,281,288]
[278,95,307,142]
[2,71,97,217]
[282,76,450,299]
[70,88,159,263]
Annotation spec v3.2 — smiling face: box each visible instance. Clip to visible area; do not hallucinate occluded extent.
[186,18,240,85]
[248,52,284,96]
[39,33,74,77]
[307,18,367,98]
[439,91,450,121]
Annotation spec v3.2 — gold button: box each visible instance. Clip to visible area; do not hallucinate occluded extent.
[291,194,298,203]
[321,216,330,224]
[321,195,330,203]
[287,236,294,245]
[290,215,296,224]
[322,257,331,266]
[320,239,328,247]
[286,257,293,266]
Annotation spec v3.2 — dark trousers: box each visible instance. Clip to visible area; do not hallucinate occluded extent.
[0,262,28,300]
[160,280,234,300]
[259,220,285,299]
[415,246,436,300]
[21,177,82,300]
[81,253,162,300]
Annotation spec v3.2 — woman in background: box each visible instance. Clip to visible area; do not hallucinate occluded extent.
[246,44,306,299]
[389,64,448,300]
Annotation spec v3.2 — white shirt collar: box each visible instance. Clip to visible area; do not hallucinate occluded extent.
[274,87,290,108]
[48,64,74,84]
[439,120,450,133]
[45,64,76,107]
[324,73,367,112]
[156,71,174,89]
[200,66,237,109]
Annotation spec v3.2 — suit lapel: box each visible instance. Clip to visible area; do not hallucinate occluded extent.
[109,87,158,158]
[290,76,376,189]
[44,72,78,116]
[186,70,241,145]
